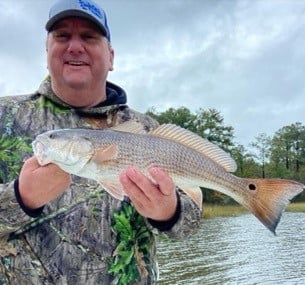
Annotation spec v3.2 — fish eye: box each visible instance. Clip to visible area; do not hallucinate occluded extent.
[248,184,256,191]
[49,133,55,139]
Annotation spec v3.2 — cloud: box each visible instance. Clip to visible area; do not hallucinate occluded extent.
[1,0,305,146]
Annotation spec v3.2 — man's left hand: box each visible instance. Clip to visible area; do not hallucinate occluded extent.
[119,166,178,221]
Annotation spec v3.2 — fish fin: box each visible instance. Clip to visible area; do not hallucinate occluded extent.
[149,124,237,172]
[92,145,118,163]
[100,180,125,200]
[180,187,203,211]
[241,178,304,234]
[110,121,146,134]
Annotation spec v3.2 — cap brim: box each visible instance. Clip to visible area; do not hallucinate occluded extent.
[46,10,107,36]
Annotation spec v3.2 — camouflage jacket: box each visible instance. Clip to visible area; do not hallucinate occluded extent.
[0,77,202,285]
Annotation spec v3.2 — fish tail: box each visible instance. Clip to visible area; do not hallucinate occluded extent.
[242,178,304,234]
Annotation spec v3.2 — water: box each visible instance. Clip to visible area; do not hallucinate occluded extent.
[157,212,305,285]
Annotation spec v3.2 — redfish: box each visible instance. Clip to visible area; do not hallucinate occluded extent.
[32,122,304,233]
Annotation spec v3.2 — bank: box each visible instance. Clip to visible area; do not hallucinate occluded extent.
[203,202,305,218]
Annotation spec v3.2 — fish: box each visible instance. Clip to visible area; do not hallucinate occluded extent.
[32,121,304,234]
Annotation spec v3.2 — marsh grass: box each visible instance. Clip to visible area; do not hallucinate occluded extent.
[203,202,305,218]
[286,202,305,213]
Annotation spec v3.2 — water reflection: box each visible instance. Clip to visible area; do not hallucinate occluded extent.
[157,212,305,285]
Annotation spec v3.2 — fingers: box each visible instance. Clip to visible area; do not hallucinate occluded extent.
[148,167,174,196]
[119,166,178,221]
[119,167,154,204]
[120,166,175,200]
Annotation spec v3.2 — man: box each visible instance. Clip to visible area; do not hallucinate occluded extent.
[0,0,202,284]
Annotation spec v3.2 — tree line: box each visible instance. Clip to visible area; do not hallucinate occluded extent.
[146,106,305,203]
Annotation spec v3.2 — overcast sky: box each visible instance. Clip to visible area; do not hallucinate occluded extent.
[1,0,305,146]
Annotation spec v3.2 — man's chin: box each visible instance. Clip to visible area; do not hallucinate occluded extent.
[63,76,90,89]
[63,68,91,84]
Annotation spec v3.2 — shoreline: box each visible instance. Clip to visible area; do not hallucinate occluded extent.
[203,202,305,218]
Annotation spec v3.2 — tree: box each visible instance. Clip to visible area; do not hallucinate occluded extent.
[230,144,260,177]
[147,107,235,152]
[146,106,196,131]
[193,108,235,152]
[270,122,305,180]
[249,133,271,178]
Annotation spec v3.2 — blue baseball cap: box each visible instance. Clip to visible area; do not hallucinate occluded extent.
[46,0,111,41]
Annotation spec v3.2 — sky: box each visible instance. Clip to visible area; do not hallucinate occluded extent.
[1,0,305,147]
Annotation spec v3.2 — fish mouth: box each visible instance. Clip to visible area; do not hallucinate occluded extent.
[32,140,49,166]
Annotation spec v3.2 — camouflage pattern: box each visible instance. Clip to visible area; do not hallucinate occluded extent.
[0,77,202,285]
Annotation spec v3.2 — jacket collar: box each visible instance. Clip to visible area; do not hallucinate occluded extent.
[37,76,128,115]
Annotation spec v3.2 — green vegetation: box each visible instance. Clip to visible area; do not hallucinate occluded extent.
[203,204,249,218]
[203,203,305,218]
[286,202,305,213]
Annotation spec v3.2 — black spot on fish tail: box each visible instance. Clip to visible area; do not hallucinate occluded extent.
[248,183,256,191]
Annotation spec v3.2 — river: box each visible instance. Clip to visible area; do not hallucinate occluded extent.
[157,212,305,285]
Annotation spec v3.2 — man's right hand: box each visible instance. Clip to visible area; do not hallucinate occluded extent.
[19,156,72,210]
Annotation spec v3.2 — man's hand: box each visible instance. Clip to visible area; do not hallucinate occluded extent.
[119,166,178,221]
[19,156,72,210]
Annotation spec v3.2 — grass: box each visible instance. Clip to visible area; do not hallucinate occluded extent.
[203,202,305,218]
[286,202,305,212]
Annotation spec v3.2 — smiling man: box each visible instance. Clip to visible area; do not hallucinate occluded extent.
[46,17,114,107]
[0,0,202,284]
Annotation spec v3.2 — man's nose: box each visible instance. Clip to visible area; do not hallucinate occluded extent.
[67,36,85,53]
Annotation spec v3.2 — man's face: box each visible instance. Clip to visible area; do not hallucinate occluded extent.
[46,17,114,96]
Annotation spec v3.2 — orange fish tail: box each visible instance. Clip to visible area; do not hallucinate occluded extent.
[243,178,304,234]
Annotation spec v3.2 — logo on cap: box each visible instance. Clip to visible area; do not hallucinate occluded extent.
[78,0,103,20]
